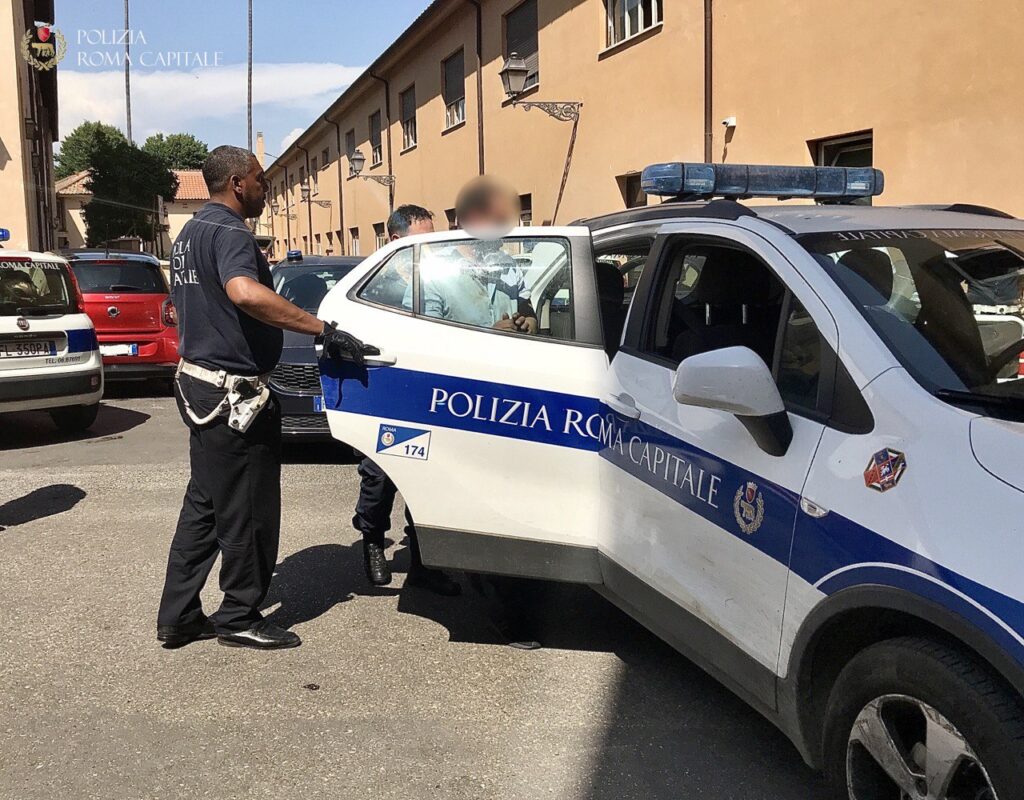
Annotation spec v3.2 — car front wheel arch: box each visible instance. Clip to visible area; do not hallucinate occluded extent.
[785,585,1024,769]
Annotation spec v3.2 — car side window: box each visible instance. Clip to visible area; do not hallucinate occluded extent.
[776,297,822,411]
[357,247,414,311]
[594,239,654,355]
[641,243,784,369]
[417,238,576,341]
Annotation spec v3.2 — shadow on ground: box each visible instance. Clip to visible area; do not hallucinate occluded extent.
[268,537,829,797]
[0,402,150,451]
[0,483,86,532]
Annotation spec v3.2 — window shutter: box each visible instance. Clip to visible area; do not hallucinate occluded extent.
[370,112,381,147]
[506,0,539,82]
[443,50,465,105]
[401,87,416,122]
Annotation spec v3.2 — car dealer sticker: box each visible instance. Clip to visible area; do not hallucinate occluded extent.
[376,424,431,460]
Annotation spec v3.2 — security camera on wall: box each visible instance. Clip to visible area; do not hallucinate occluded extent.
[721,116,737,128]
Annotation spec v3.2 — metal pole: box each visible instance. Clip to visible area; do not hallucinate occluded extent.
[703,0,713,162]
[247,0,253,151]
[124,0,132,142]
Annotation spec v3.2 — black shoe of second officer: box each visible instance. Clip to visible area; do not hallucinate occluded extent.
[157,616,216,647]
[363,542,392,586]
[218,621,301,650]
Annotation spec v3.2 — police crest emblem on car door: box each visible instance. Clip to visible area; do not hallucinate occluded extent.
[376,423,431,460]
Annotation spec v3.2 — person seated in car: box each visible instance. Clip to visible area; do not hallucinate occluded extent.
[419,177,537,334]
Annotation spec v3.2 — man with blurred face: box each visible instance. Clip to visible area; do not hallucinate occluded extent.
[157,145,371,651]
[352,205,461,597]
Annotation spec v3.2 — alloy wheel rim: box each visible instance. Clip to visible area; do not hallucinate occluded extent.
[847,694,998,800]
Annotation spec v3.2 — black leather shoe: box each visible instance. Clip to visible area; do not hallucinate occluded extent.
[406,566,461,596]
[363,542,392,586]
[157,616,216,647]
[217,621,301,650]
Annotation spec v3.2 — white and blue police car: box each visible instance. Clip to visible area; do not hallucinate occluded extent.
[0,237,103,432]
[318,164,1024,799]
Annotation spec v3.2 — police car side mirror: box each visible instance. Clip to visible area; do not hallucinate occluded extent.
[672,346,793,457]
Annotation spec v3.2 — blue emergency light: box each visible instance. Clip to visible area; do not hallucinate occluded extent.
[286,249,303,262]
[640,162,884,202]
[0,228,10,242]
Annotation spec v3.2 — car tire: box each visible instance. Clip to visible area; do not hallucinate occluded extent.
[823,635,1024,800]
[49,402,100,433]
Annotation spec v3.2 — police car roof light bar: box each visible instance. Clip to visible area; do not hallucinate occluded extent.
[286,249,303,262]
[640,163,885,203]
[0,228,10,242]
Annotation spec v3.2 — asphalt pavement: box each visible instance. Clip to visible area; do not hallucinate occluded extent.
[0,385,830,799]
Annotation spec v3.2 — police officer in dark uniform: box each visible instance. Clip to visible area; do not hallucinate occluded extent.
[156,145,369,650]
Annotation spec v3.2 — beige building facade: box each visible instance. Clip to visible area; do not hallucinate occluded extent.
[0,0,58,252]
[57,169,210,257]
[262,0,1024,259]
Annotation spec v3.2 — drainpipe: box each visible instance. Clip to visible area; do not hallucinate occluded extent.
[703,0,714,162]
[283,165,292,244]
[296,144,313,249]
[326,117,346,254]
[370,71,395,212]
[465,0,485,175]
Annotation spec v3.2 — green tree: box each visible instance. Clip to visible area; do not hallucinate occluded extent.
[54,121,127,179]
[142,132,209,169]
[82,138,178,247]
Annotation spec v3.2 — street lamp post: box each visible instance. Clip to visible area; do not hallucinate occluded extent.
[499,53,583,223]
[349,147,396,213]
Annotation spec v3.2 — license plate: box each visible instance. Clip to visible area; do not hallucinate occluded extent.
[0,339,56,358]
[313,395,324,412]
[100,343,139,356]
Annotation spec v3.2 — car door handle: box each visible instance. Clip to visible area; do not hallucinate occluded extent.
[800,497,829,518]
[605,392,641,420]
[363,351,397,367]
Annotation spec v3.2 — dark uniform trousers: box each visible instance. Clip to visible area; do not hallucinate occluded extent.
[157,375,282,634]
[352,457,426,570]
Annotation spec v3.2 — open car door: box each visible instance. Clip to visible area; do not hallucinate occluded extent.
[317,227,609,582]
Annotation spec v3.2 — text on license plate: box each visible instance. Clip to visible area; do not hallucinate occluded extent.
[100,343,139,356]
[0,340,57,358]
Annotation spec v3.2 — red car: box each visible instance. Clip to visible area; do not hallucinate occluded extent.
[63,250,178,388]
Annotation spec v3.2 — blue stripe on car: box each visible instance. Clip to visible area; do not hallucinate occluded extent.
[66,328,98,353]
[319,362,1024,663]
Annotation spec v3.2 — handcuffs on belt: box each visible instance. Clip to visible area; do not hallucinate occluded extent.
[175,360,271,433]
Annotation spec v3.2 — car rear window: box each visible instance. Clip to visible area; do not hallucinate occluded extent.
[0,258,75,316]
[71,260,166,294]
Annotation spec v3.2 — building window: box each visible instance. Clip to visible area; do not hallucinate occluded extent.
[311,157,318,194]
[374,222,387,250]
[345,129,356,159]
[445,208,458,230]
[400,86,417,150]
[298,165,305,189]
[314,233,322,254]
[606,0,663,47]
[443,49,466,129]
[349,227,360,256]
[302,235,308,253]
[325,230,334,255]
[813,131,874,204]
[505,0,539,90]
[618,172,647,208]
[369,111,383,167]
[815,131,873,169]
[321,147,329,166]
[519,193,532,226]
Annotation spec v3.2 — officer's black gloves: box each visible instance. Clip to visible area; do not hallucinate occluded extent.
[316,321,379,366]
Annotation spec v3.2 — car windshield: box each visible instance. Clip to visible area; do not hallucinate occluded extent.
[800,228,1024,419]
[274,265,357,311]
[71,259,166,294]
[0,258,75,316]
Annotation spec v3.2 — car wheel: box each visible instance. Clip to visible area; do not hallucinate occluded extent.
[49,402,100,433]
[823,636,1024,800]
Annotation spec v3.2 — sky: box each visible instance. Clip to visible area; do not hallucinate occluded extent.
[52,0,434,160]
